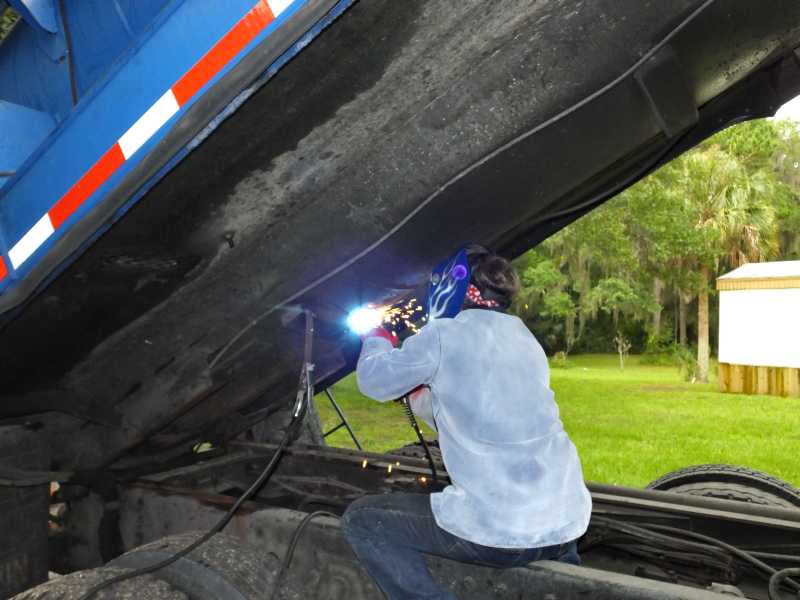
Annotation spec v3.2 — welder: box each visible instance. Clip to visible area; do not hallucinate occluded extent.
[341,245,592,600]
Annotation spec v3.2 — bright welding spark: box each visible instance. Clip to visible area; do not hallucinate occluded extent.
[361,459,368,469]
[347,306,386,335]
[387,464,393,474]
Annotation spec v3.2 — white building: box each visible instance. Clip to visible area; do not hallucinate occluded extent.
[717,261,800,397]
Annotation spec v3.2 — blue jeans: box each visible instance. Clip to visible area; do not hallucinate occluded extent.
[341,493,580,600]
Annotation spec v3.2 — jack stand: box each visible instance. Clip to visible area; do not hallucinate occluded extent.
[322,388,363,450]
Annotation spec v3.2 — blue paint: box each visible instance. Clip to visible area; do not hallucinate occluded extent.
[0,101,55,177]
[0,0,356,302]
[0,12,71,121]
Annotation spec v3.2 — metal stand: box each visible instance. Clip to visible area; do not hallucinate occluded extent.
[322,388,363,450]
[292,310,316,421]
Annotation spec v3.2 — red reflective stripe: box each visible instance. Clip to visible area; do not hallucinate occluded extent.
[172,2,275,106]
[49,144,126,230]
[0,257,7,281]
[19,0,278,266]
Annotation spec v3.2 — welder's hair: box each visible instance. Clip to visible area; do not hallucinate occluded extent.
[466,248,520,310]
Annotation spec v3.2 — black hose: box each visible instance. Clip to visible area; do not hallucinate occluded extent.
[77,309,316,599]
[592,517,800,595]
[76,421,297,600]
[400,395,438,482]
[640,523,800,592]
[769,568,800,600]
[268,511,339,600]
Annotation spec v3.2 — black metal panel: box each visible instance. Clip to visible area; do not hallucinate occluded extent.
[1,1,800,472]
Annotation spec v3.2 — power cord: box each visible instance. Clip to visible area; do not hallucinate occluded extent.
[268,510,340,600]
[399,394,438,482]
[77,310,317,600]
[76,422,297,599]
[769,568,800,600]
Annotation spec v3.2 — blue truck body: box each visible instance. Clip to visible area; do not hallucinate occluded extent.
[0,0,350,308]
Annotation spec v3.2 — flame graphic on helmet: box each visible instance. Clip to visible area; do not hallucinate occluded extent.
[428,257,461,321]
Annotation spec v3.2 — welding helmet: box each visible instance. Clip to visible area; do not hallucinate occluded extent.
[426,245,490,320]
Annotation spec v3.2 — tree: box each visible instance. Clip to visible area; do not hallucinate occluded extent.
[673,143,778,382]
[514,118,791,366]
[514,253,577,351]
[0,8,18,40]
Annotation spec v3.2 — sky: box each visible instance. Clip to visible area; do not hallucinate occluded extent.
[774,95,800,122]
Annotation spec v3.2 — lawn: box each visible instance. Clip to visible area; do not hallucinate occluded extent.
[315,354,800,489]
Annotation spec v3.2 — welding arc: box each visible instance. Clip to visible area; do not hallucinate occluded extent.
[207,0,716,372]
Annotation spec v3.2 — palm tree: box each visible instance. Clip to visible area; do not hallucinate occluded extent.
[676,145,778,382]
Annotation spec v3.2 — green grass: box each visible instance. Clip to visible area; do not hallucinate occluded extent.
[315,354,800,489]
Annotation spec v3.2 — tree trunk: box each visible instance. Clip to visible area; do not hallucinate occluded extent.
[697,266,710,383]
[565,313,576,353]
[678,292,689,347]
[652,277,664,335]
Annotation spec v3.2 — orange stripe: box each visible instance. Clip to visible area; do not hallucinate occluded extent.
[0,256,7,280]
[172,2,275,106]
[49,144,126,230]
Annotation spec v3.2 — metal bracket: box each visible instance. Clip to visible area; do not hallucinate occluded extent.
[635,46,698,138]
[292,309,316,419]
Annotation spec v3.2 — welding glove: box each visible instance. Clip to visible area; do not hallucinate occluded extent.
[360,326,399,348]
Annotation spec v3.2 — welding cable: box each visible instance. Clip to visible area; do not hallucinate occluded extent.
[399,395,438,482]
[769,568,800,600]
[640,523,800,592]
[267,510,340,600]
[591,517,732,559]
[76,406,307,599]
[592,517,800,594]
[207,0,716,372]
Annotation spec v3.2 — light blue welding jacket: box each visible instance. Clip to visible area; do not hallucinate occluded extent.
[356,309,592,549]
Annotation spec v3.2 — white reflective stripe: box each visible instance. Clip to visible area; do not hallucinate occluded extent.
[118,90,180,160]
[9,214,55,269]
[267,0,293,17]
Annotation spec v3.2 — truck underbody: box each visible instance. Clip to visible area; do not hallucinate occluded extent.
[27,440,800,599]
[2,0,800,597]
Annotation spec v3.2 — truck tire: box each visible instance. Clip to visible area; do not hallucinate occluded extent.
[0,426,49,598]
[109,532,278,600]
[646,464,800,509]
[11,566,188,599]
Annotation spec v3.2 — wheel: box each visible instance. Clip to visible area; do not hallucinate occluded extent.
[11,566,188,599]
[0,426,49,597]
[109,532,278,600]
[646,464,800,509]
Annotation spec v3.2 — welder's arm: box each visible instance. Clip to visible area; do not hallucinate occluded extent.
[356,324,441,402]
